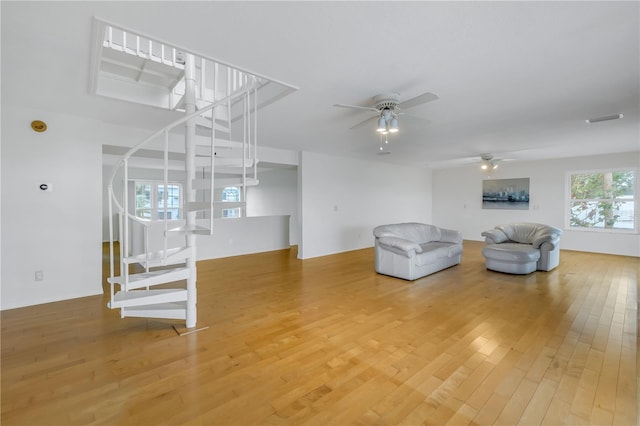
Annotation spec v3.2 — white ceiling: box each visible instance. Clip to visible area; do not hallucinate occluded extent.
[2,1,639,169]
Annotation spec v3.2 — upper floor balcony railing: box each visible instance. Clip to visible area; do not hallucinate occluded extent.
[90,18,297,117]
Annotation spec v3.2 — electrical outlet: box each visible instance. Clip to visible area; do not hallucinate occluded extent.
[35,270,44,281]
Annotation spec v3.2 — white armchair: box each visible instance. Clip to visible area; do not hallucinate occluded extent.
[481,223,562,274]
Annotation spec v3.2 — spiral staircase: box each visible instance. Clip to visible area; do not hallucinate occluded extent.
[99,20,296,329]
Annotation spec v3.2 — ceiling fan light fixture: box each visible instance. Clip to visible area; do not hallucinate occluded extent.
[480,159,498,171]
[376,117,387,133]
[388,117,399,133]
[480,154,499,171]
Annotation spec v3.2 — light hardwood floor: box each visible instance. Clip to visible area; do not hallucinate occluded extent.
[1,241,638,425]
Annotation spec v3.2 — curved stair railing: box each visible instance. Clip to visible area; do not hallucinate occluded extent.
[106,66,259,328]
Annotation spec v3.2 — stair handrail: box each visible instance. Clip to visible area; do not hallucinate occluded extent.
[107,76,258,283]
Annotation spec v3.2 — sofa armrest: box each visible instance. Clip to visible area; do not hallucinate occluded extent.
[377,236,423,256]
[481,229,509,244]
[440,228,463,244]
[534,236,559,251]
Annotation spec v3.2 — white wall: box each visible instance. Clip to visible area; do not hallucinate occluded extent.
[129,216,290,260]
[298,151,432,259]
[2,107,104,309]
[8,104,634,312]
[432,151,640,257]
[246,167,298,245]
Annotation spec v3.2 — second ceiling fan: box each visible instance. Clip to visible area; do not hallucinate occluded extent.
[333,91,439,134]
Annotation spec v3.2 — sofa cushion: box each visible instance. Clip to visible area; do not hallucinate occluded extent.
[482,243,541,262]
[373,223,442,243]
[496,223,562,245]
[415,242,462,266]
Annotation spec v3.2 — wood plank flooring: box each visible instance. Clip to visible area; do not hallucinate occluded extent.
[2,241,638,425]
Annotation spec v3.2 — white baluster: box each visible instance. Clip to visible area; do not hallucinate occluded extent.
[200,57,205,101]
[122,158,129,290]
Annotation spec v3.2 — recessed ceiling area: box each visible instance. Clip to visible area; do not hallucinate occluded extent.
[2,1,638,169]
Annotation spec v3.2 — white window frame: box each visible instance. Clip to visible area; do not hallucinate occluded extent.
[221,186,242,218]
[133,180,183,221]
[565,168,637,233]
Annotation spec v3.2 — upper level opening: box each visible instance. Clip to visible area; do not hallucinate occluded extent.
[89,18,297,118]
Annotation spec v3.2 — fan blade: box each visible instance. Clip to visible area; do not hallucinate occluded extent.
[350,115,377,130]
[333,103,379,112]
[397,113,431,124]
[397,92,439,110]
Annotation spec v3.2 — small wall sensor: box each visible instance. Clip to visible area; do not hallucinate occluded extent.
[39,183,53,192]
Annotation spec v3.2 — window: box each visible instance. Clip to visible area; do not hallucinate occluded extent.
[567,169,636,231]
[134,181,182,220]
[221,186,241,218]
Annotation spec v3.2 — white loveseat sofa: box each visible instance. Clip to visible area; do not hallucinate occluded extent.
[373,223,463,280]
[481,223,562,274]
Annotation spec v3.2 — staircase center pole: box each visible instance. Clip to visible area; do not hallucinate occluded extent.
[184,53,198,328]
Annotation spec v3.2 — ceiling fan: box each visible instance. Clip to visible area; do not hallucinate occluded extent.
[333,91,439,134]
[428,152,518,170]
[478,153,520,171]
[479,154,500,170]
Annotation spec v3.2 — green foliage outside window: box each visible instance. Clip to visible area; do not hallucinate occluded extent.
[569,170,635,229]
[135,183,152,219]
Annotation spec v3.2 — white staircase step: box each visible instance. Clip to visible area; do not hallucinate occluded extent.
[186,201,245,212]
[194,145,233,157]
[194,116,230,133]
[195,156,256,168]
[195,138,242,149]
[208,166,259,176]
[108,289,187,309]
[192,177,259,190]
[123,246,192,267]
[173,95,186,111]
[107,267,190,291]
[167,224,212,235]
[122,302,187,320]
